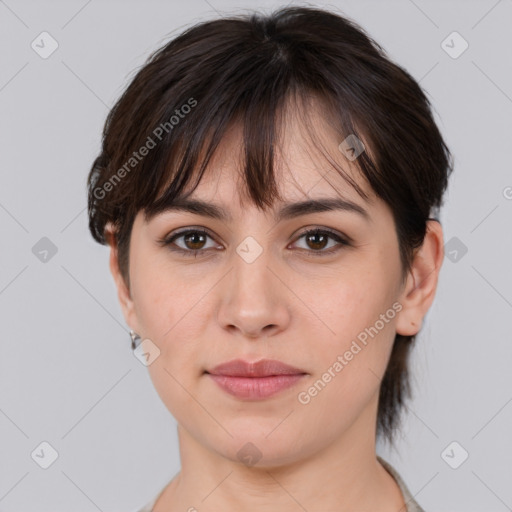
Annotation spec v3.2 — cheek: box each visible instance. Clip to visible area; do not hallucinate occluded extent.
[300,263,398,345]
[130,252,204,338]
[294,298,397,442]
[130,258,220,375]
[294,264,399,402]
[136,270,208,421]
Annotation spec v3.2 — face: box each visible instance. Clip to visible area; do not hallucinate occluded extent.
[111,103,439,468]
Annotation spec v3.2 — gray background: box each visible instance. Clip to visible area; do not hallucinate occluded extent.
[1,0,511,510]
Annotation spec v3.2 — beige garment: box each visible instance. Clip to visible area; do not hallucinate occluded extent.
[136,456,425,511]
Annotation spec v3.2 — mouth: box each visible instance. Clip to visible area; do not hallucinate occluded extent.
[205,359,308,400]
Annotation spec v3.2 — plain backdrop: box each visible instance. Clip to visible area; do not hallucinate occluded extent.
[1,0,511,511]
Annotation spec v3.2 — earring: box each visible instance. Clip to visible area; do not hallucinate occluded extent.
[130,329,142,350]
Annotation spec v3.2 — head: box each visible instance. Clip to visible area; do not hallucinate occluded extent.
[87,6,452,461]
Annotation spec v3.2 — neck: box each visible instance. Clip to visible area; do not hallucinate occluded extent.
[155,394,405,511]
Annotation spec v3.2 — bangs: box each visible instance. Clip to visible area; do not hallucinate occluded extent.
[141,85,374,226]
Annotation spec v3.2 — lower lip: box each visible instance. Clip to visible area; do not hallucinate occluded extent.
[207,373,306,399]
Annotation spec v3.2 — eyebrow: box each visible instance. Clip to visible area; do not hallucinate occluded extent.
[156,197,370,222]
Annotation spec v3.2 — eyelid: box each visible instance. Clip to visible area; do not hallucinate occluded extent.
[157,227,220,249]
[288,227,351,256]
[292,226,352,245]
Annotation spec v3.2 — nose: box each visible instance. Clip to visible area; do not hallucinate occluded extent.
[216,248,291,339]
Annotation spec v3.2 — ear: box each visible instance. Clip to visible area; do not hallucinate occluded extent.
[105,223,138,332]
[395,220,444,336]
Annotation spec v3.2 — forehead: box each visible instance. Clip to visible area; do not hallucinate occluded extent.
[181,105,375,211]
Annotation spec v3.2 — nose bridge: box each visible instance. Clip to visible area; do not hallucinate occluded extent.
[234,236,273,301]
[216,234,290,338]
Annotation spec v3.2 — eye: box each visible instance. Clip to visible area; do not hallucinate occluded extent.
[158,228,221,257]
[158,226,350,258]
[290,228,350,256]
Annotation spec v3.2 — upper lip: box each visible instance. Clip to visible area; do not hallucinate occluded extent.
[206,359,307,377]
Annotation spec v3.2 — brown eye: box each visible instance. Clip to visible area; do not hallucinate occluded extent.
[182,231,207,250]
[304,231,329,250]
[291,228,349,256]
[161,229,220,257]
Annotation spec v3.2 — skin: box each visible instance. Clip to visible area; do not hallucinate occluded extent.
[107,103,444,511]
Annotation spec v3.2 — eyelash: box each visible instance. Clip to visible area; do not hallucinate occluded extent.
[158,227,350,258]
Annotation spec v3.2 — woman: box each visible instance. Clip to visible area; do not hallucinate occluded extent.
[87,6,452,511]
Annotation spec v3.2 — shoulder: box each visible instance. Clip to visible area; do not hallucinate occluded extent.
[377,455,426,512]
[133,485,166,512]
[134,498,157,512]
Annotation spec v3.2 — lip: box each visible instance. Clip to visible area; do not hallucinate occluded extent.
[208,358,306,377]
[205,359,308,400]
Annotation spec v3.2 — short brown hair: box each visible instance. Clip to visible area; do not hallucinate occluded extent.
[87,6,453,445]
